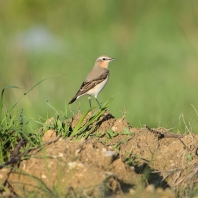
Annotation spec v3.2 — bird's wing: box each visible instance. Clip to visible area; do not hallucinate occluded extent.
[75,70,109,98]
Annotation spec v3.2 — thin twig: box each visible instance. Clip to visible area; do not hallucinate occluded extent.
[151,167,183,173]
[145,125,184,139]
[0,139,26,168]
[0,135,61,169]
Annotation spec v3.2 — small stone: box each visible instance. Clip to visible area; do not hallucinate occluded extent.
[146,184,155,192]
[156,187,163,193]
[76,162,84,168]
[68,162,84,169]
[68,162,77,169]
[48,162,54,168]
[41,174,47,179]
[59,153,64,157]
[75,149,81,156]
[129,188,135,194]
[105,171,114,175]
[52,155,57,158]
[21,162,26,170]
[104,150,117,157]
[111,126,117,131]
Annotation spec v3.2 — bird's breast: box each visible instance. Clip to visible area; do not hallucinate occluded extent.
[86,76,109,97]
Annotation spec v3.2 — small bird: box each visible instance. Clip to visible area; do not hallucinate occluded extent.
[69,55,115,108]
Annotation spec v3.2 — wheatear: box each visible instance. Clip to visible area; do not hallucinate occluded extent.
[69,55,115,108]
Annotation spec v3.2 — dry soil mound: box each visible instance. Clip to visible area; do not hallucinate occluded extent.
[1,112,198,197]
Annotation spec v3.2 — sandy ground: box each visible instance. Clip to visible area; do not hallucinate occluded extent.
[1,111,198,197]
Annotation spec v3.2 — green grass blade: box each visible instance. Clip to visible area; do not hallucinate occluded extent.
[71,97,113,137]
[71,108,92,137]
[46,100,59,116]
[0,86,20,119]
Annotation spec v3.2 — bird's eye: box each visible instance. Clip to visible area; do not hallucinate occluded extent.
[102,57,106,60]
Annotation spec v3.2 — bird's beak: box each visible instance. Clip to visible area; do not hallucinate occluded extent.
[110,58,115,61]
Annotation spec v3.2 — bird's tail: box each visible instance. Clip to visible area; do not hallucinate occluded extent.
[68,97,76,104]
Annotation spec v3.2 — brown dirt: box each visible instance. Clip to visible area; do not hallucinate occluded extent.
[1,111,198,197]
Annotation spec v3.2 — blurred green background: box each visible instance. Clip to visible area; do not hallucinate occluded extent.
[1,0,198,132]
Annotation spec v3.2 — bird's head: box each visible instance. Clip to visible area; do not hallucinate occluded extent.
[96,55,115,69]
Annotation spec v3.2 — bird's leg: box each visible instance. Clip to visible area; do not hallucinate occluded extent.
[95,98,101,109]
[88,96,92,108]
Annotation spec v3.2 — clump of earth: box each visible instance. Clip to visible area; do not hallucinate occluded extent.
[1,111,198,197]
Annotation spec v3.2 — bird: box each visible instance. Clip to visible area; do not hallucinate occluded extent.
[68,55,115,108]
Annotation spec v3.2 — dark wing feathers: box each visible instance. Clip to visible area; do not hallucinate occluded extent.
[68,70,109,104]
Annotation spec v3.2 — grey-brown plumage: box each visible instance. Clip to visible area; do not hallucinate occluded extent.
[69,55,115,108]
